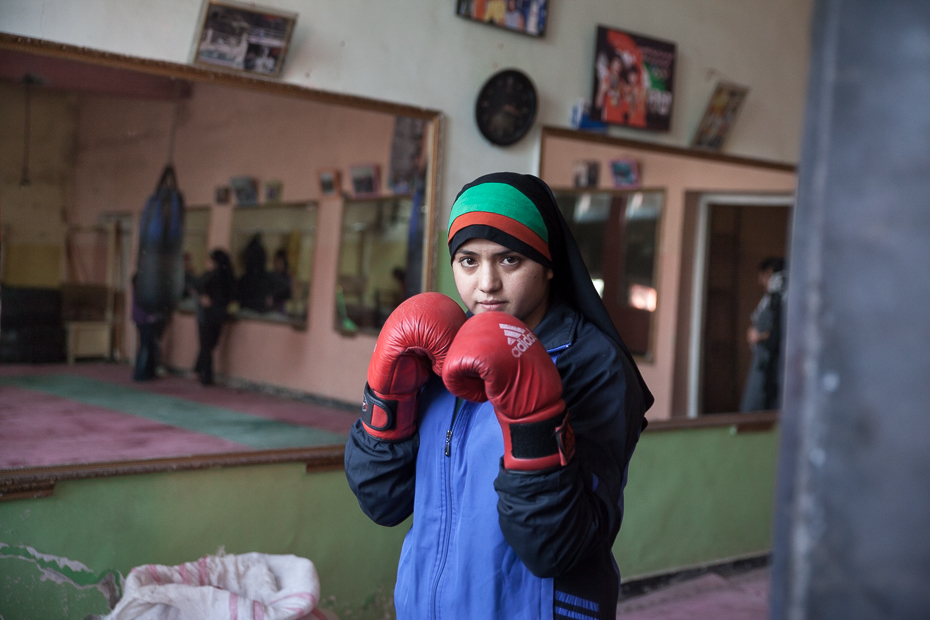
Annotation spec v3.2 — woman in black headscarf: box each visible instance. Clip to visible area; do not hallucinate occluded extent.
[238,234,273,313]
[194,249,236,386]
[346,172,652,620]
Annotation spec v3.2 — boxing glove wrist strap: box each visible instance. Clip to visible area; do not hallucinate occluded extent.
[503,409,576,471]
[362,382,417,441]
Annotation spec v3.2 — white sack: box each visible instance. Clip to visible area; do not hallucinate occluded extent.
[106,552,335,620]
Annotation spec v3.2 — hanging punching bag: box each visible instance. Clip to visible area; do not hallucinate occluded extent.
[136,165,185,313]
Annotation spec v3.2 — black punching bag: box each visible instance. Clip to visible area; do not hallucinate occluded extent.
[136,165,185,313]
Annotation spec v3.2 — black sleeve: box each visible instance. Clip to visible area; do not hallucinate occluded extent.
[494,333,646,577]
[344,419,418,526]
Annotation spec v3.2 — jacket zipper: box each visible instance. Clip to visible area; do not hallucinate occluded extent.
[431,398,463,619]
[444,399,462,457]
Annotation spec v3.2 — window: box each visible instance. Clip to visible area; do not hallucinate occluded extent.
[552,190,663,358]
[229,202,318,325]
[336,195,422,333]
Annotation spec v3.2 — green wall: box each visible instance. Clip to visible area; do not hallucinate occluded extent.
[0,424,778,619]
[435,232,459,303]
[616,424,778,577]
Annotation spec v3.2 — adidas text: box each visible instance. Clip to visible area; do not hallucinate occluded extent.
[500,323,537,358]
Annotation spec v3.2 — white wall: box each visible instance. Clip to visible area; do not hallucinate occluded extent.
[0,0,813,220]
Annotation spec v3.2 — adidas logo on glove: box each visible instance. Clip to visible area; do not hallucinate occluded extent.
[500,323,537,358]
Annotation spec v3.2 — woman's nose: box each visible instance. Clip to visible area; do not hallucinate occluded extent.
[478,264,501,292]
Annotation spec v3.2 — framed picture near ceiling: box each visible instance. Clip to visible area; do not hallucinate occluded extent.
[192,0,297,78]
[691,82,750,151]
[589,25,677,131]
[455,0,549,37]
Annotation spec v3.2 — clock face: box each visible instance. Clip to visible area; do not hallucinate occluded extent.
[475,69,538,146]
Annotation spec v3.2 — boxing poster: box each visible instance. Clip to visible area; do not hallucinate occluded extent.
[589,26,677,132]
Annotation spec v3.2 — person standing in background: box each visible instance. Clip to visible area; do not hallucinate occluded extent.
[269,249,293,314]
[741,257,787,411]
[238,235,273,313]
[195,249,236,386]
[131,273,166,382]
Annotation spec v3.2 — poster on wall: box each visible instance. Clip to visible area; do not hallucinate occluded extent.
[589,26,676,131]
[455,0,549,37]
[192,0,297,78]
[691,82,750,151]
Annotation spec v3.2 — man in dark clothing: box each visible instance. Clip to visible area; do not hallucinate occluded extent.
[740,257,787,411]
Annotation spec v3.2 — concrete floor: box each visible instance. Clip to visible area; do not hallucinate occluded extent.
[617,568,770,619]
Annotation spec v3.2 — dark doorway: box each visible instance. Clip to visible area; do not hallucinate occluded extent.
[701,204,790,414]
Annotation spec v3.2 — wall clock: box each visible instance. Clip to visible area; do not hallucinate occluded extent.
[475,69,538,146]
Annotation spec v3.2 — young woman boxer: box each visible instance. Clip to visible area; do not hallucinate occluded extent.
[345,172,653,620]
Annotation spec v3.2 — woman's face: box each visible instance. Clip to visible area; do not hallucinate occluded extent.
[452,238,552,330]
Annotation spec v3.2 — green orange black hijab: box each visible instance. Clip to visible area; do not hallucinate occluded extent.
[449,172,654,410]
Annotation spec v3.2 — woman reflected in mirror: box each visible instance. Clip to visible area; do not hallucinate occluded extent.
[195,249,237,386]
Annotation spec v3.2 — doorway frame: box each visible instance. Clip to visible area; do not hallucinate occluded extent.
[687,192,795,418]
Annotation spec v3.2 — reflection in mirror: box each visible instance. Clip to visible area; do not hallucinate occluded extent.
[178,207,211,313]
[699,202,791,414]
[0,40,439,473]
[229,202,317,325]
[552,190,663,358]
[337,196,418,333]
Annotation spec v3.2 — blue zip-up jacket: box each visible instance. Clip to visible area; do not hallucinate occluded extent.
[345,301,649,619]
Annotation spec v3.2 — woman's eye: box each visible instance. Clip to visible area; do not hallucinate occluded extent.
[459,257,476,267]
[501,256,520,266]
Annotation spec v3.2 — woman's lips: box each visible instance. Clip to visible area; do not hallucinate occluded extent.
[478,301,505,311]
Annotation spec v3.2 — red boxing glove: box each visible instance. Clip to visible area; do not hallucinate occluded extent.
[443,311,575,471]
[362,293,467,441]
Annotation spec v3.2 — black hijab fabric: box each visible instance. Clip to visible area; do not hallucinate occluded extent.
[452,172,654,410]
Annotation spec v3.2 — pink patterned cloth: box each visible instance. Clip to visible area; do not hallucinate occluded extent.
[105,553,336,620]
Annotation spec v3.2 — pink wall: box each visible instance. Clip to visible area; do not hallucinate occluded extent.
[73,83,396,216]
[540,134,797,420]
[71,82,400,401]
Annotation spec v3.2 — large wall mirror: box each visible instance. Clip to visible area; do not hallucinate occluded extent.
[539,126,797,420]
[0,35,441,485]
[336,195,420,333]
[552,190,663,359]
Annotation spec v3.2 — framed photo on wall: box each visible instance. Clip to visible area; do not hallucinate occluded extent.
[230,176,258,206]
[455,0,549,38]
[264,180,283,203]
[608,159,641,189]
[349,164,381,198]
[192,0,297,78]
[572,160,600,188]
[691,82,750,151]
[589,25,677,131]
[318,170,342,197]
[214,185,231,204]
